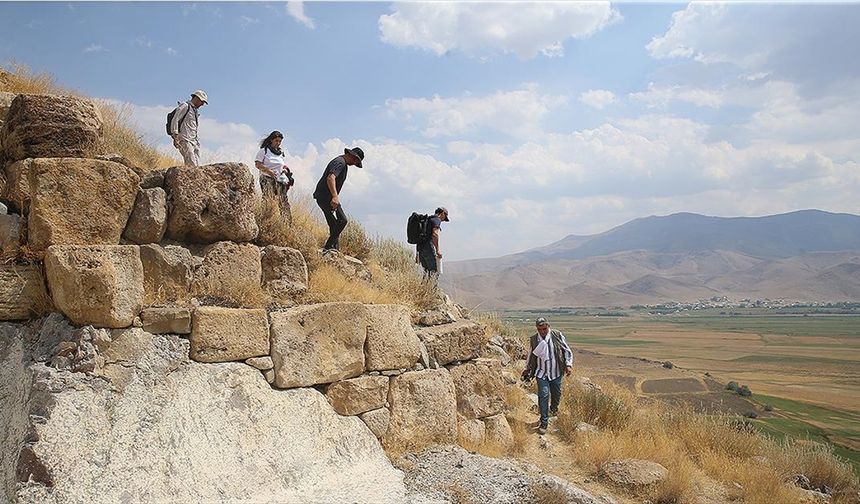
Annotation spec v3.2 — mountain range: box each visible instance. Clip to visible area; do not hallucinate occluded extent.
[442,210,860,308]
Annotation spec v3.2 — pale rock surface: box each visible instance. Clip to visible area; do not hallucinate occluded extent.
[270,302,367,388]
[44,245,143,328]
[1,323,411,504]
[140,306,191,334]
[122,187,167,244]
[457,416,486,447]
[0,264,49,321]
[416,320,487,366]
[0,91,14,126]
[139,244,194,304]
[576,422,599,434]
[483,414,514,450]
[384,369,457,449]
[326,375,389,416]
[192,241,262,303]
[322,250,372,281]
[600,458,668,488]
[482,343,511,366]
[261,245,308,303]
[365,304,421,371]
[27,158,140,253]
[245,356,273,371]
[190,306,269,363]
[164,164,259,243]
[449,358,506,419]
[0,94,104,162]
[1,159,31,212]
[360,407,391,438]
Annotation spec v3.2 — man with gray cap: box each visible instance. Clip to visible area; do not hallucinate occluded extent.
[522,317,574,434]
[169,89,208,166]
[416,207,449,277]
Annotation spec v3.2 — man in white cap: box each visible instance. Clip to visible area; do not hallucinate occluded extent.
[522,317,574,435]
[169,89,208,166]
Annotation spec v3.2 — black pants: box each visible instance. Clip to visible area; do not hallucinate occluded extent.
[260,176,292,223]
[417,241,438,274]
[316,198,348,250]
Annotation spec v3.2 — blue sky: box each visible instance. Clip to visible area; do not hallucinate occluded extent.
[2,2,859,260]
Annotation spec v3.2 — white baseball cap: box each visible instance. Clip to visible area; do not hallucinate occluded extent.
[191,90,208,104]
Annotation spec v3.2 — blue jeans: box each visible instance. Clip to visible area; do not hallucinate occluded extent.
[537,375,563,427]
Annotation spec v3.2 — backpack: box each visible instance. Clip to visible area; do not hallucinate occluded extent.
[165,101,191,136]
[407,212,431,244]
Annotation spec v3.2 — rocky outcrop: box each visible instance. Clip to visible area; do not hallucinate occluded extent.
[482,414,514,450]
[270,302,367,388]
[365,304,421,371]
[189,306,269,363]
[326,375,389,416]
[164,164,259,244]
[600,459,668,488]
[416,320,487,366]
[449,358,505,419]
[122,187,168,244]
[192,241,262,304]
[261,245,308,303]
[43,245,143,328]
[139,244,194,305]
[0,264,49,321]
[1,322,410,504]
[0,94,103,162]
[384,369,457,449]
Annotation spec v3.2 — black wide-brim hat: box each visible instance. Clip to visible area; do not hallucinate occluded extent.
[344,147,364,168]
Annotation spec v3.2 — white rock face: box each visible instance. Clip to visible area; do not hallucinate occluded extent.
[2,324,410,504]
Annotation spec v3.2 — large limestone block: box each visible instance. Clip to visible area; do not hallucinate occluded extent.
[261,245,308,303]
[164,164,259,243]
[360,408,390,438]
[449,358,505,419]
[139,244,194,304]
[415,320,488,366]
[600,459,668,488]
[365,304,421,371]
[141,307,191,334]
[0,263,50,320]
[326,375,389,416]
[27,158,140,253]
[0,94,104,162]
[457,416,486,448]
[190,306,269,363]
[192,241,262,303]
[483,414,514,450]
[122,187,167,244]
[270,302,367,388]
[44,245,143,328]
[0,213,21,257]
[384,368,457,449]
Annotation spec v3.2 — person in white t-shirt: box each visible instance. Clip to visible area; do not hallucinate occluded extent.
[255,130,294,220]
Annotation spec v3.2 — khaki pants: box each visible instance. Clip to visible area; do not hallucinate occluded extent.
[177,141,200,167]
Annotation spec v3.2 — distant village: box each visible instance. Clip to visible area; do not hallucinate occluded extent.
[635,298,860,315]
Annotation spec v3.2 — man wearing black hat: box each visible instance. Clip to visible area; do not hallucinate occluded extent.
[313,147,365,253]
[522,317,574,435]
[417,207,449,277]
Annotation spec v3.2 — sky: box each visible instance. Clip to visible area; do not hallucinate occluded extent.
[1,2,859,261]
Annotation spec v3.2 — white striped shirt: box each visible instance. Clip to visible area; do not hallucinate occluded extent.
[534,331,574,381]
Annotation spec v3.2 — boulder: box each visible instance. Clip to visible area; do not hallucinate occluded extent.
[245,356,273,371]
[26,158,140,254]
[457,416,486,448]
[139,244,194,305]
[325,375,389,416]
[44,245,143,328]
[270,302,367,388]
[0,263,50,321]
[190,307,269,363]
[2,159,31,213]
[0,94,104,162]
[483,414,514,450]
[164,163,259,243]
[260,245,308,303]
[576,422,599,434]
[365,304,421,371]
[0,213,21,257]
[449,358,505,419]
[140,307,191,334]
[322,251,372,281]
[192,241,263,305]
[139,168,166,189]
[415,320,487,366]
[600,459,668,488]
[359,408,390,438]
[122,187,168,244]
[384,368,457,449]
[482,343,511,366]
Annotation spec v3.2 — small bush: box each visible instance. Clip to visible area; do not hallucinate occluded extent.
[726,381,739,392]
[662,361,674,369]
[764,404,774,412]
[738,384,752,397]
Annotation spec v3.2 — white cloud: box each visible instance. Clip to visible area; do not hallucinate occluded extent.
[579,89,617,110]
[629,82,723,108]
[286,1,315,29]
[385,85,568,139]
[82,44,106,54]
[166,47,178,56]
[379,2,620,59]
[238,15,259,30]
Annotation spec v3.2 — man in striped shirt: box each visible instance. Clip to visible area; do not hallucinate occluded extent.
[522,317,574,435]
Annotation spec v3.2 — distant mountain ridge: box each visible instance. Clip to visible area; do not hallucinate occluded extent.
[443,210,860,308]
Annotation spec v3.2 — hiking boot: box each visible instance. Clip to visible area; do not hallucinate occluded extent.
[549,409,558,418]
[537,425,547,435]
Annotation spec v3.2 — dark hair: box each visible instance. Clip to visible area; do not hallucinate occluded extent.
[260,130,284,149]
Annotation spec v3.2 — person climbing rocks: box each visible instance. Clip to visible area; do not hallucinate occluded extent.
[522,317,574,435]
[312,147,365,253]
[169,89,207,167]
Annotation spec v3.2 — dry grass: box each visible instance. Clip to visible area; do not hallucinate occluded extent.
[525,480,574,504]
[255,192,327,271]
[191,277,271,309]
[306,263,395,305]
[472,311,518,339]
[0,63,176,170]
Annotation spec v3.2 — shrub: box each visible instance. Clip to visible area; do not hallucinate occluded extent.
[738,384,752,397]
[726,381,739,392]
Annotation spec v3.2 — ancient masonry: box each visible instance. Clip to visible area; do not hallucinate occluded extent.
[0,93,517,498]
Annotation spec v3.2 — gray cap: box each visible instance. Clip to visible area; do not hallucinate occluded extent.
[535,317,548,327]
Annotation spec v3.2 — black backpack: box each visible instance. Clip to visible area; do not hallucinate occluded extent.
[407,213,431,244]
[165,102,190,136]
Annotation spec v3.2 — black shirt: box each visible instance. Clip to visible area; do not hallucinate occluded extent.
[313,155,348,200]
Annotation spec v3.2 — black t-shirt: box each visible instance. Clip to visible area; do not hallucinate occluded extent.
[313,156,348,200]
[428,215,442,233]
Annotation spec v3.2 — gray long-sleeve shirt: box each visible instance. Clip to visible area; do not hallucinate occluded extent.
[169,100,200,146]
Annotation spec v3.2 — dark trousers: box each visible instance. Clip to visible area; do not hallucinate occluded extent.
[316,198,348,250]
[417,241,438,274]
[537,375,563,427]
